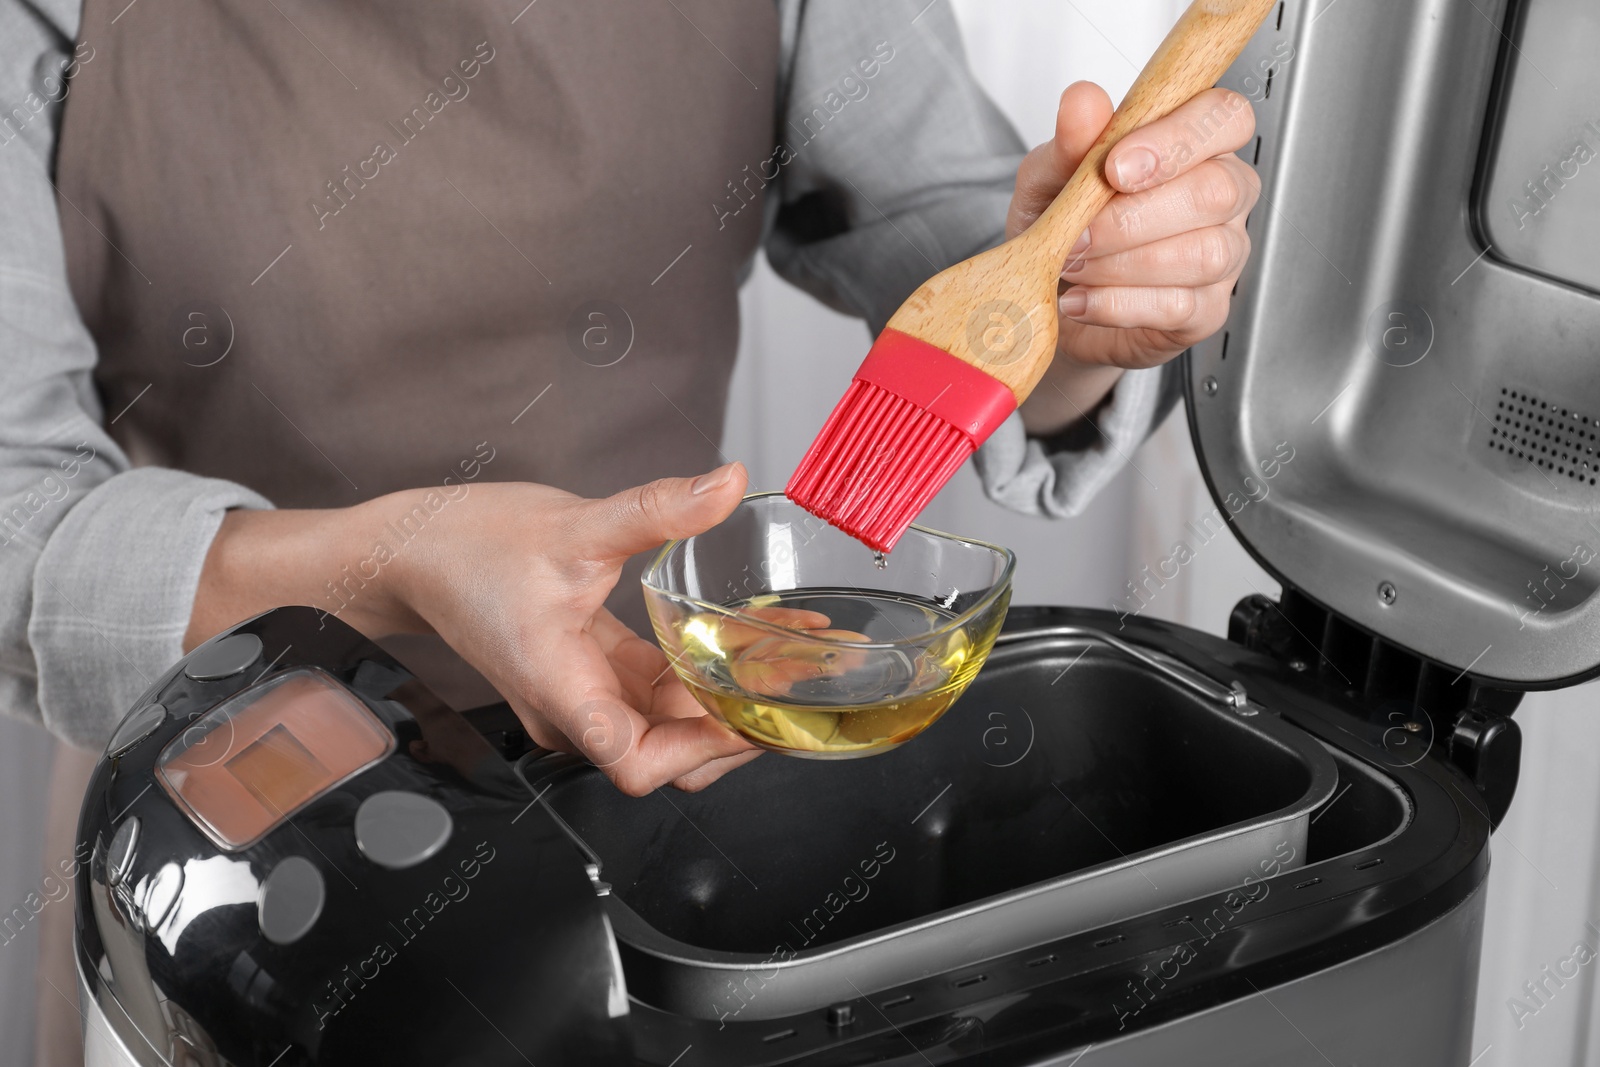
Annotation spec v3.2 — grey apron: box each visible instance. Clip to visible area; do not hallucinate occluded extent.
[55,0,779,705]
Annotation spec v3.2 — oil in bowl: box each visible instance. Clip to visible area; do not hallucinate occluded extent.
[655,589,997,755]
[648,585,1010,757]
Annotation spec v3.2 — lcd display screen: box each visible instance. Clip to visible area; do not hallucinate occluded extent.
[158,669,394,849]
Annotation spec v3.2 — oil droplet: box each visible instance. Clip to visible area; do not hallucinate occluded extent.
[873,551,889,571]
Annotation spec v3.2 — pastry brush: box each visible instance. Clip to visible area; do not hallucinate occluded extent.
[786,0,1279,552]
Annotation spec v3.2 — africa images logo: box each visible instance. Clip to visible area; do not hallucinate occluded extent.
[966,300,1034,367]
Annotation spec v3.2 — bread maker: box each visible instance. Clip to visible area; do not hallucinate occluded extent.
[73,0,1600,1061]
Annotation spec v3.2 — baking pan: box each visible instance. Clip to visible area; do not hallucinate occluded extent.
[520,626,1339,1020]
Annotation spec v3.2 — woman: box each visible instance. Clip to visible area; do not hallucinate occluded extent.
[0,0,1258,797]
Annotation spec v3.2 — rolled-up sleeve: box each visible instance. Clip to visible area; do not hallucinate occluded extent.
[973,363,1178,518]
[1,0,270,748]
[765,0,1171,517]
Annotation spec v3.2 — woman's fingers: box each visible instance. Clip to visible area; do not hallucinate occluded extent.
[670,749,764,793]
[518,630,754,796]
[709,605,835,655]
[1007,81,1115,239]
[386,477,767,797]
[1104,88,1256,193]
[646,668,718,721]
[611,713,757,796]
[574,462,748,564]
[738,605,833,629]
[1072,155,1261,263]
[586,608,671,710]
[515,682,755,796]
[1059,279,1235,349]
[1064,222,1249,289]
[1003,82,1259,377]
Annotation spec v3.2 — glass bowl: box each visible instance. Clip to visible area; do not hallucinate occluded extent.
[641,492,1015,759]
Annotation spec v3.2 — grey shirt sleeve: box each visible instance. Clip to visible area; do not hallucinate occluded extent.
[765,0,1167,518]
[1,0,270,747]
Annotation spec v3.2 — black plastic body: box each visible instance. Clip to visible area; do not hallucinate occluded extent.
[74,607,628,1066]
[1229,589,1522,827]
[75,603,1493,1065]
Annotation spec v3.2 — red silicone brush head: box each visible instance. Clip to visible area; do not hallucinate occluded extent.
[785,329,1018,553]
[786,383,976,552]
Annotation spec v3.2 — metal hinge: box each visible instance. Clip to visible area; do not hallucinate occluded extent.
[1228,591,1521,827]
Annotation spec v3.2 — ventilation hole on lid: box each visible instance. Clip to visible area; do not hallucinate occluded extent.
[1276,1,1284,29]
[763,1029,798,1044]
[1094,935,1126,948]
[1162,915,1192,928]
[881,995,914,1010]
[1221,331,1230,360]
[1264,69,1274,100]
[954,974,988,989]
[1294,877,1322,889]
[1484,383,1599,486]
[1354,858,1384,871]
[1026,954,1059,969]
[1252,136,1262,166]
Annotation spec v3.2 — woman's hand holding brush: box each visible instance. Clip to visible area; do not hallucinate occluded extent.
[1009,82,1262,436]
[787,0,1279,553]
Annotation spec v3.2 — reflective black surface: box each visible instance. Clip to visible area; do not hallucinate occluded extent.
[77,605,1489,1066]
[77,607,629,1066]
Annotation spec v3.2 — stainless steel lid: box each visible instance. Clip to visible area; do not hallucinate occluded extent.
[1190,0,1600,687]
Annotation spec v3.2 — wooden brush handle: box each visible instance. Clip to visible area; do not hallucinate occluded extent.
[884,0,1279,401]
[1020,0,1279,275]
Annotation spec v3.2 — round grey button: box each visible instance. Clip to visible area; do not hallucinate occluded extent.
[107,702,166,758]
[259,856,325,945]
[355,791,453,870]
[184,633,263,681]
[106,819,140,888]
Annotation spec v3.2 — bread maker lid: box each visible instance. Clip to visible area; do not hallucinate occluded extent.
[1188,0,1600,688]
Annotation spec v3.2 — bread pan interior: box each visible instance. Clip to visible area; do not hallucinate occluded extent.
[522,633,1340,1018]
